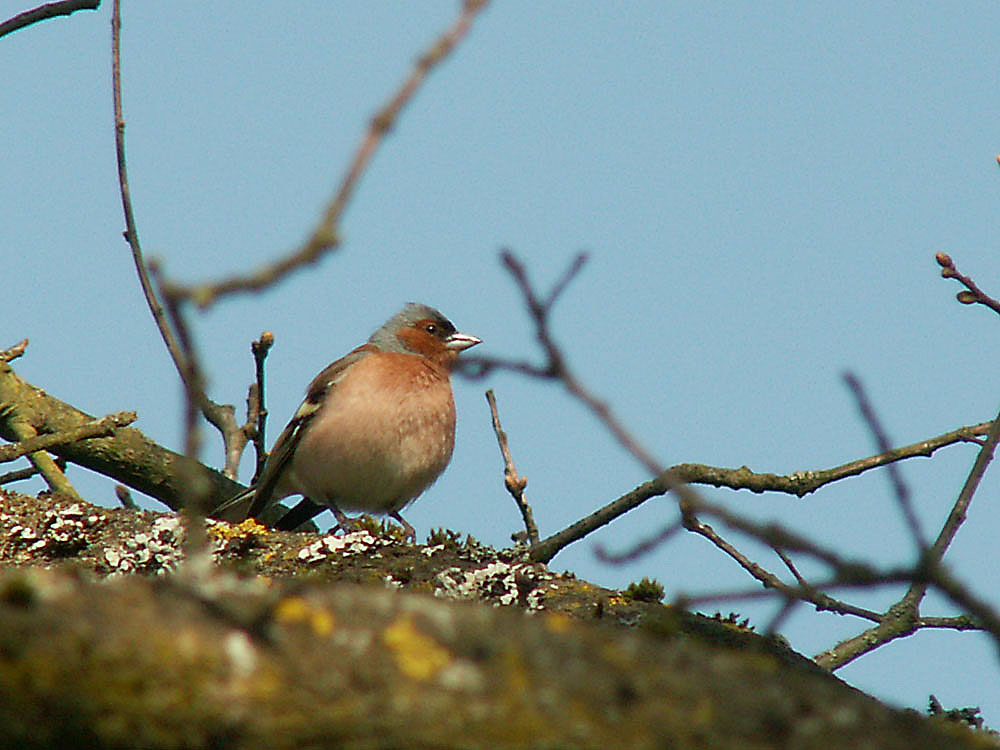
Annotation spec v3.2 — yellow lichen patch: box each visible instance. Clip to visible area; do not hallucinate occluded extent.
[210,518,268,542]
[383,615,452,681]
[605,595,628,607]
[273,596,335,637]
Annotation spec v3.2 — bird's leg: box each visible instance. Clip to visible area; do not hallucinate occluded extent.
[389,511,417,543]
[328,503,361,535]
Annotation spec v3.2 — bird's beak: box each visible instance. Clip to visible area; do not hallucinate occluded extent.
[445,332,482,352]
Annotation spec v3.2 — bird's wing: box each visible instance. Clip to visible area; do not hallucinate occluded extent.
[243,344,375,520]
[211,485,255,516]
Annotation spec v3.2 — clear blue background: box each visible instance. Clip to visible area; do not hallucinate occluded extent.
[4,1,1000,721]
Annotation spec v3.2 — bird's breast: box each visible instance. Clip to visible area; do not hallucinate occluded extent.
[289,353,458,512]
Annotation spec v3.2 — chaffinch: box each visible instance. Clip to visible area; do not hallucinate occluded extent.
[216,303,480,539]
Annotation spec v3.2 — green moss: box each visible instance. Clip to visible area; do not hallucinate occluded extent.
[427,527,464,547]
[425,528,484,553]
[622,577,664,603]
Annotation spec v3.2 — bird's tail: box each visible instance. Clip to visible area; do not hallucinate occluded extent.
[212,486,255,518]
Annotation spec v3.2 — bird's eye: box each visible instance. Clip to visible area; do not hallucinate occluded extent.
[425,323,438,335]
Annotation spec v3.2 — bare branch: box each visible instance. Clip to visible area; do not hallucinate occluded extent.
[843,371,926,550]
[484,389,538,544]
[247,331,274,483]
[112,0,188,384]
[671,497,915,626]
[155,285,215,555]
[764,598,799,637]
[689,397,1000,672]
[463,250,665,478]
[479,250,1000,669]
[676,572,915,612]
[158,286,204,462]
[0,0,98,39]
[681,513,799,599]
[0,366,82,501]
[0,464,42,485]
[0,410,135,462]
[771,548,803,585]
[528,419,990,564]
[897,400,1000,614]
[595,520,683,565]
[115,483,137,509]
[935,252,1000,316]
[174,0,491,309]
[529,467,695,564]
[815,403,1000,670]
[590,415,1000,666]
[915,615,981,631]
[0,339,29,363]
[671,421,990,497]
[926,564,1000,647]
[110,1,273,482]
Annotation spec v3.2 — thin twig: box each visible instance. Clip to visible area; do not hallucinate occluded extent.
[473,250,1000,670]
[485,389,538,544]
[683,575,977,634]
[0,0,98,39]
[0,339,29,363]
[0,360,245,510]
[248,331,274,483]
[0,403,81,501]
[594,520,683,564]
[112,0,188,383]
[683,510,897,628]
[159,288,203,463]
[764,598,798,637]
[603,485,979,631]
[672,421,990,496]
[915,615,981,630]
[926,564,1000,648]
[843,371,927,550]
[471,251,994,571]
[773,547,809,588]
[900,401,1000,613]
[113,0,248,479]
[0,411,136,462]
[677,572,914,612]
[936,252,1000,316]
[175,0,491,309]
[460,251,694,564]
[682,514,800,597]
[529,418,991,564]
[115,483,137,509]
[0,449,63,486]
[463,250,665,479]
[0,465,40,485]
[158,284,212,555]
[818,400,1000,670]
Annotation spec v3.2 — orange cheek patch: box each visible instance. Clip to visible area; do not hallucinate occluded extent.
[395,326,441,357]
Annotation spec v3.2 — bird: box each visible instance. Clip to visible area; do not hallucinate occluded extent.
[214,303,481,540]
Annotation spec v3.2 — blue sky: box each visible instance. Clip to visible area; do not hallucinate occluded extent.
[4,2,1000,720]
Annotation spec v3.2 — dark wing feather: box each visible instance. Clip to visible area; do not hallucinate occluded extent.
[244,345,374,520]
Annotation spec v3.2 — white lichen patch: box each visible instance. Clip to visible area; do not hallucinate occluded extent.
[434,561,552,610]
[297,530,390,563]
[104,516,185,575]
[7,503,105,557]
